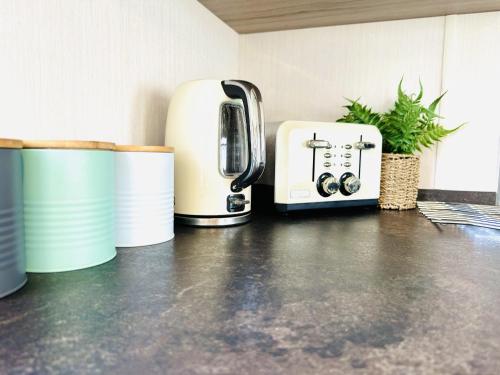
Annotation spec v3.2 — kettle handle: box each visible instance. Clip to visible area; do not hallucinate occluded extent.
[222,80,266,192]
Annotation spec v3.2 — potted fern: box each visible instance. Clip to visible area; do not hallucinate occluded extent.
[337,79,462,209]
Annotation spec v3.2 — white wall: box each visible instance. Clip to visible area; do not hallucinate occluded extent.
[435,13,500,192]
[240,13,500,192]
[0,0,238,145]
[1,2,498,192]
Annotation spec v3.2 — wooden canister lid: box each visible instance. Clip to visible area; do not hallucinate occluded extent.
[0,138,23,149]
[22,140,115,150]
[115,145,174,153]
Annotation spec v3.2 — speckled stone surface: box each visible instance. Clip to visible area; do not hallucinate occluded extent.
[1,209,500,374]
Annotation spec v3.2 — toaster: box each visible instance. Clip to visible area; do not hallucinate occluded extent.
[269,121,382,212]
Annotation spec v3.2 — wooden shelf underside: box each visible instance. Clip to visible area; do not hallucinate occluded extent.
[198,0,500,33]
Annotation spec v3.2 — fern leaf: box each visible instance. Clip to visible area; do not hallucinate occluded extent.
[416,79,424,102]
[429,91,447,113]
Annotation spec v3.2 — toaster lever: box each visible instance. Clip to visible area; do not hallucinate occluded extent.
[354,141,376,150]
[307,140,331,149]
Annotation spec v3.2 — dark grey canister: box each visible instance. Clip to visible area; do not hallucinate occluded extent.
[0,141,26,298]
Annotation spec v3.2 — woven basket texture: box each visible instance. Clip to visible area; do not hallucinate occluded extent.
[379,153,420,210]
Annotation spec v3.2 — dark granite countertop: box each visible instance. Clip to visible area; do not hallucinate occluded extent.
[1,209,500,374]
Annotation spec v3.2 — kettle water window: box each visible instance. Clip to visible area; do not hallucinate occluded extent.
[219,102,248,177]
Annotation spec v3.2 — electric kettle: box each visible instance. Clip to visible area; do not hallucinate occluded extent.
[165,79,265,226]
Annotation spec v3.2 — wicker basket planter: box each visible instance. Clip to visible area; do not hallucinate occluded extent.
[379,153,420,210]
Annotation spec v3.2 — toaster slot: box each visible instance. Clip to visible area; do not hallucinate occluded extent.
[358,135,362,178]
[312,133,316,182]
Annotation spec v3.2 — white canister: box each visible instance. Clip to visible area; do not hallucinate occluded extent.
[115,145,174,247]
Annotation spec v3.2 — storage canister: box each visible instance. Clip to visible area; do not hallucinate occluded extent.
[115,145,174,247]
[0,139,26,298]
[22,141,116,272]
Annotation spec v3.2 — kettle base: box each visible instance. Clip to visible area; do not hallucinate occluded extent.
[175,213,251,227]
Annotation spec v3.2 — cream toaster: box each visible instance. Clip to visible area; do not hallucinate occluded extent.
[270,121,382,212]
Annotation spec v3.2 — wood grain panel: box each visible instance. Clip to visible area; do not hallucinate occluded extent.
[115,145,174,153]
[22,140,115,150]
[0,139,23,149]
[199,0,500,33]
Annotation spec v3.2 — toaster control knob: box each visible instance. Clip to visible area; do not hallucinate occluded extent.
[340,172,361,195]
[317,173,339,197]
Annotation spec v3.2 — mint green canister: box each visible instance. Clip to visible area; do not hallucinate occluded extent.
[22,141,116,272]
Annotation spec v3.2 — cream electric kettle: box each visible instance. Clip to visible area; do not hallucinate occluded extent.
[165,80,265,226]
